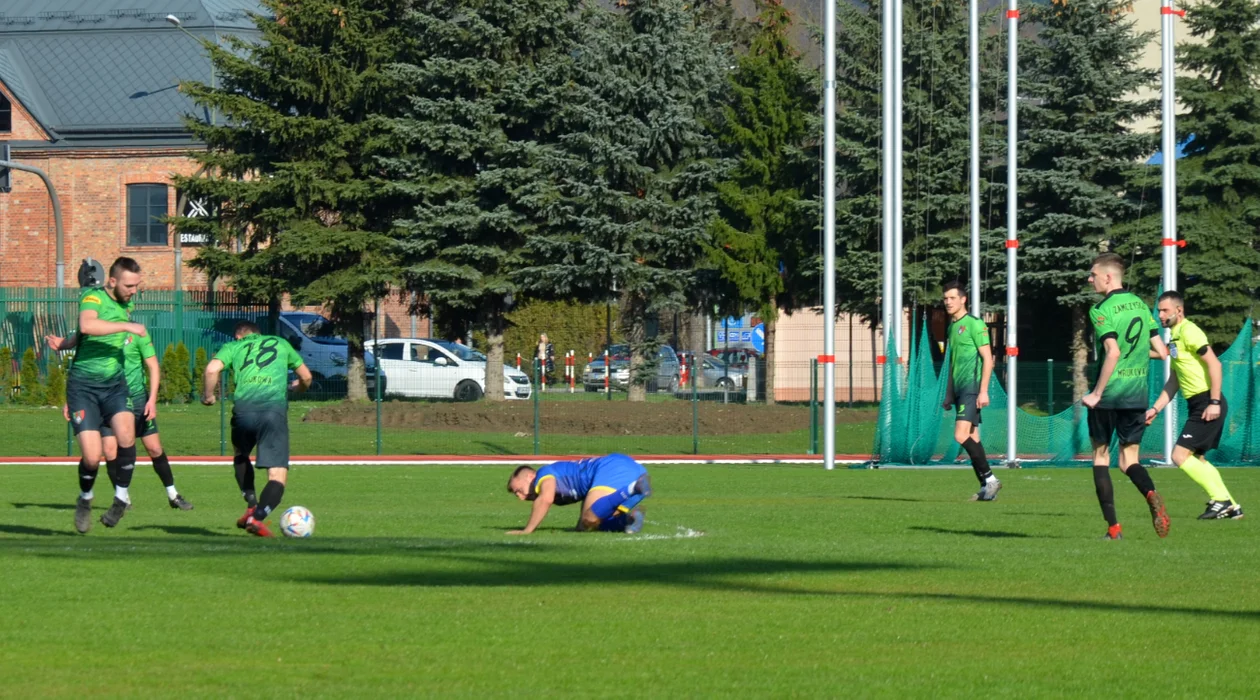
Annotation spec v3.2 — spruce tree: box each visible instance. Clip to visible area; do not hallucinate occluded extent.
[384,0,582,400]
[194,347,210,398]
[1165,0,1260,341]
[0,347,13,403]
[173,0,408,400]
[706,0,819,404]
[17,347,44,406]
[519,0,729,401]
[1016,0,1158,396]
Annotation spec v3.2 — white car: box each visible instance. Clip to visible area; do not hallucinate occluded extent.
[364,338,532,401]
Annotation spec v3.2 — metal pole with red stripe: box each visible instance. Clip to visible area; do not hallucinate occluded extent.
[1006,0,1019,466]
[1160,0,1184,464]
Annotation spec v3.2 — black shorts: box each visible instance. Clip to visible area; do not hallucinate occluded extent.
[66,375,131,436]
[100,409,159,440]
[1088,408,1147,446]
[1177,393,1228,455]
[231,409,290,469]
[954,394,981,425]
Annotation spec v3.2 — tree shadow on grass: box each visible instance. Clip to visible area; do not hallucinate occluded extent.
[736,584,1260,622]
[292,556,930,591]
[0,523,76,537]
[0,535,565,559]
[909,525,1055,539]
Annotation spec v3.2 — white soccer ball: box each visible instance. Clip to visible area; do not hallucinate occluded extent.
[280,506,315,538]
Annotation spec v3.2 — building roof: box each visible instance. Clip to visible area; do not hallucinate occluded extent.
[0,0,263,148]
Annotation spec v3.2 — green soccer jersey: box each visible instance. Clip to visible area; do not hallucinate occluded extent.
[214,333,304,412]
[69,287,133,384]
[947,314,990,395]
[121,333,157,402]
[1090,289,1158,410]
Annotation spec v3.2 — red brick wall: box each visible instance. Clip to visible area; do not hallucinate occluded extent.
[0,83,432,334]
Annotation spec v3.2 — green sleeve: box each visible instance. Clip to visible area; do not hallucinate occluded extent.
[79,290,106,314]
[1091,306,1116,340]
[284,339,304,370]
[969,318,990,348]
[137,334,157,360]
[214,341,237,366]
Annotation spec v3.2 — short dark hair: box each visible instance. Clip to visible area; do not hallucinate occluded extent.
[109,256,141,278]
[233,320,260,336]
[943,281,966,297]
[1158,290,1184,307]
[1092,252,1126,276]
[507,465,534,492]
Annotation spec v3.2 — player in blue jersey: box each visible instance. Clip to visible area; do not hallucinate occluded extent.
[506,453,653,535]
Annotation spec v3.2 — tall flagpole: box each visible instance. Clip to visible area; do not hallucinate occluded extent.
[1005,0,1019,466]
[969,0,981,316]
[881,0,894,363]
[892,0,905,359]
[1160,0,1180,463]
[823,0,837,471]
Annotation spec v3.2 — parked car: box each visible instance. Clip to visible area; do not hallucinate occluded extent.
[276,312,353,380]
[365,338,532,401]
[707,347,761,369]
[698,354,745,390]
[583,344,681,393]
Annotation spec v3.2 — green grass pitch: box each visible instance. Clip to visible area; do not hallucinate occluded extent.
[2,464,1259,696]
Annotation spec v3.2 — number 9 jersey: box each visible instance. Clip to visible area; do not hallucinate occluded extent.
[1089,289,1158,410]
[213,334,305,413]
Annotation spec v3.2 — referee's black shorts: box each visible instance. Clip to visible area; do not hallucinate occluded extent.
[1176,393,1228,455]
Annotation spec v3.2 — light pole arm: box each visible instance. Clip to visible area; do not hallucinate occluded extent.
[1,158,65,288]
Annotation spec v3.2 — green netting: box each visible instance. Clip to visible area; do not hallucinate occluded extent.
[874,320,1260,466]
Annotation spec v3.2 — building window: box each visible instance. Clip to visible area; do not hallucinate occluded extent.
[0,94,11,132]
[127,184,169,246]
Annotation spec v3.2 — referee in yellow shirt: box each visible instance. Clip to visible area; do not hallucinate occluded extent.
[1146,291,1242,519]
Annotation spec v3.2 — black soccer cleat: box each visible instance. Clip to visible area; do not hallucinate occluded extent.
[169,494,194,511]
[74,496,93,534]
[99,498,129,528]
[1198,500,1234,520]
[1226,503,1245,520]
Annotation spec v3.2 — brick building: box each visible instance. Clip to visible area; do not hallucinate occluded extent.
[0,0,424,336]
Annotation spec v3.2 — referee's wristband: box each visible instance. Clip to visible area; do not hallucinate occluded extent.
[1209,399,1221,406]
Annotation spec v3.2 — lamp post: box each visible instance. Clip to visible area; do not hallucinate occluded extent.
[166,14,217,296]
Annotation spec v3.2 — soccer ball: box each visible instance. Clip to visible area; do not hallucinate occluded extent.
[279,506,315,538]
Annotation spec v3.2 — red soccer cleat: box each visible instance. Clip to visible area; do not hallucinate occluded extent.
[244,516,273,538]
[1147,491,1170,538]
[236,506,255,529]
[1103,523,1123,540]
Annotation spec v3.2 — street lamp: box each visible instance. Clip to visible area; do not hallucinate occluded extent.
[166,13,218,296]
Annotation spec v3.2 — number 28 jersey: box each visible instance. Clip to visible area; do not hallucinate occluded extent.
[213,334,305,413]
[1090,289,1158,410]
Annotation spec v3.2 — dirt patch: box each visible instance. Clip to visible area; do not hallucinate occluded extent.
[305,400,878,436]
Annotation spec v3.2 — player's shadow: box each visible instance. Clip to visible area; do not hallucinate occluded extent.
[0,523,75,537]
[474,442,516,455]
[131,525,230,538]
[11,502,77,512]
[843,495,927,503]
[295,556,931,591]
[910,525,1050,539]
